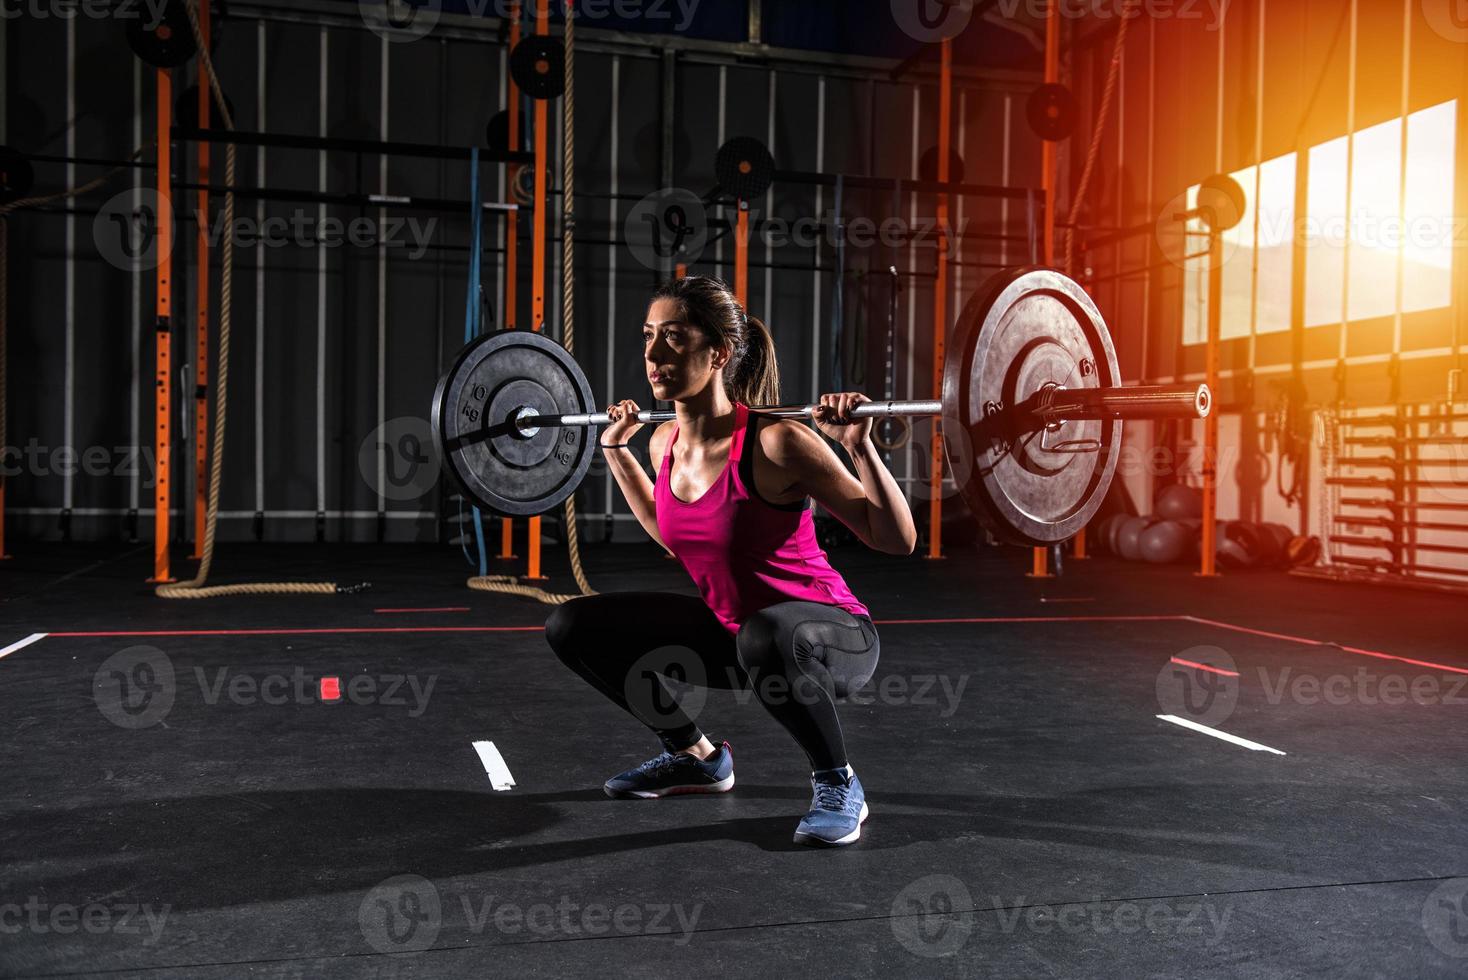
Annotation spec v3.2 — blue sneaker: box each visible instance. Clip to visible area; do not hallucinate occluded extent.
[793,766,869,846]
[603,741,735,799]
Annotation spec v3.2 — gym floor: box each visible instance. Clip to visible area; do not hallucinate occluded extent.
[3,542,1466,978]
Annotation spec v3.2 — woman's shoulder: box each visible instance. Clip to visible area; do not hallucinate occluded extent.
[750,414,821,465]
[648,419,678,460]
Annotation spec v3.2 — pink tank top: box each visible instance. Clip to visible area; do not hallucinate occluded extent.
[655,402,871,635]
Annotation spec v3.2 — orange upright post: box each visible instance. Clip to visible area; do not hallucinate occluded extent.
[525,0,550,581]
[500,0,522,561]
[1197,231,1222,576]
[151,69,176,583]
[499,0,522,563]
[734,203,749,305]
[926,37,951,562]
[1032,1,1060,578]
[191,2,210,558]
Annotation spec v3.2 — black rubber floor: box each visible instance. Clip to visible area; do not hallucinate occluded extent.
[3,541,1466,978]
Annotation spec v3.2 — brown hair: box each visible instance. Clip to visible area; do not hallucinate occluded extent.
[650,275,780,407]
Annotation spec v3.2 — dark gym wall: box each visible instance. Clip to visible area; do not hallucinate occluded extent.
[4,7,1043,545]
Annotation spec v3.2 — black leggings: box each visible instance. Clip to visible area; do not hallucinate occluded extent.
[545,592,880,771]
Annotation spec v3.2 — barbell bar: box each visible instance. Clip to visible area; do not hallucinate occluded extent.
[512,384,1207,436]
[430,267,1215,546]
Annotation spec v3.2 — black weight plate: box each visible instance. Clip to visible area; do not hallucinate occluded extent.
[1197,172,1247,231]
[485,109,525,154]
[125,1,198,68]
[942,267,1122,547]
[510,36,565,100]
[0,147,35,206]
[715,137,775,200]
[431,330,595,517]
[1026,83,1076,141]
[918,146,965,185]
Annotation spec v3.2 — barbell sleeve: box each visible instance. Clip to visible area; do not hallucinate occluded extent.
[517,384,1209,432]
[1031,383,1211,421]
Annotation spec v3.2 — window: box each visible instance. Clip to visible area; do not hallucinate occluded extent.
[1402,101,1457,315]
[1304,99,1457,327]
[1304,135,1348,327]
[1188,99,1457,343]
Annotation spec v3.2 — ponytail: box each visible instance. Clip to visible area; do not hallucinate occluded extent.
[728,314,780,407]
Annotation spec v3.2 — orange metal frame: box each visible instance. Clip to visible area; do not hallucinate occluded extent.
[191,4,211,558]
[499,1,522,561]
[151,68,176,583]
[734,205,748,305]
[1031,2,1061,579]
[1197,231,1222,577]
[525,0,551,581]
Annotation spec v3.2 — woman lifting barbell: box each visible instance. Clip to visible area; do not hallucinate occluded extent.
[544,275,916,847]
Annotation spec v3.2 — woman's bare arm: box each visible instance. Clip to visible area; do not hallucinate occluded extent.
[762,421,917,555]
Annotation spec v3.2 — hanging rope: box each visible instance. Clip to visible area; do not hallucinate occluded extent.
[1062,0,1137,276]
[158,0,364,597]
[469,0,596,605]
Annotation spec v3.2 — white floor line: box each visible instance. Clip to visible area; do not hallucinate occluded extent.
[1155,715,1287,756]
[0,633,48,661]
[472,740,517,791]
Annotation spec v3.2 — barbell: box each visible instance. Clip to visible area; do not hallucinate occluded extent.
[430,267,1211,547]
